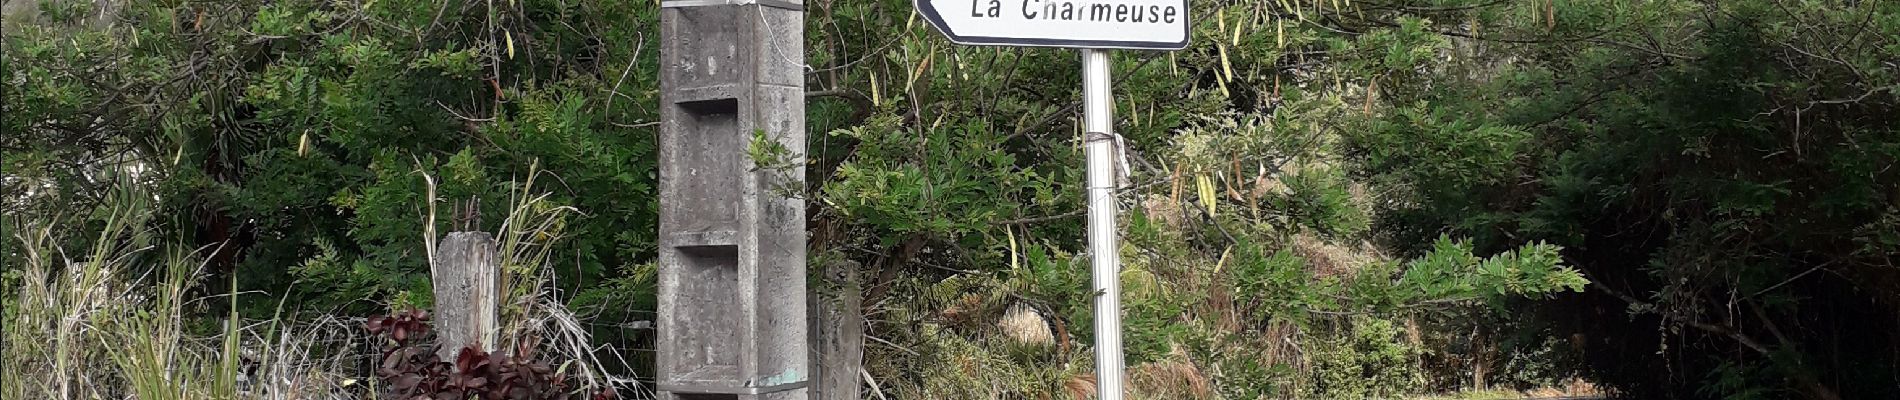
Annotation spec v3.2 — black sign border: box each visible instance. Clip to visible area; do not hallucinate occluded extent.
[914,0,1191,50]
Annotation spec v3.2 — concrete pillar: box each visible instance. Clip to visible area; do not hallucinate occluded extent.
[656,0,808,399]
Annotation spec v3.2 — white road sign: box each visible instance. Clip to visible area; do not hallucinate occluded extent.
[915,0,1190,50]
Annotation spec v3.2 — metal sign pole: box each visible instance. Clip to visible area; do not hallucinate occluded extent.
[1081,48,1125,400]
[908,1,1183,396]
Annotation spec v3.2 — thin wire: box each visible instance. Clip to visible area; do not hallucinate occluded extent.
[1085,131,1133,188]
[757,5,816,73]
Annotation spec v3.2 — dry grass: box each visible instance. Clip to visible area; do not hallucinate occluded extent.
[1063,373,1098,400]
[998,302,1055,346]
[1290,233,1381,280]
[243,315,376,399]
[1408,379,1603,400]
[1141,194,1186,230]
[1524,379,1602,398]
[1,190,253,400]
[1128,344,1215,399]
[5,211,144,399]
[3,173,641,399]
[428,165,645,397]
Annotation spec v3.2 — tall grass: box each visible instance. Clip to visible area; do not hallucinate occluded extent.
[424,163,647,397]
[1,185,247,399]
[3,168,640,399]
[98,247,243,400]
[3,186,373,399]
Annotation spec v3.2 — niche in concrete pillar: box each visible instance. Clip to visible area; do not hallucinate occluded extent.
[665,6,750,89]
[668,244,741,385]
[667,97,743,235]
[664,96,746,385]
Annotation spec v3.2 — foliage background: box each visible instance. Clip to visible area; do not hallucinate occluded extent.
[5,0,1895,399]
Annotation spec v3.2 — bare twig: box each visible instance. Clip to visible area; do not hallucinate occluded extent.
[437,101,495,122]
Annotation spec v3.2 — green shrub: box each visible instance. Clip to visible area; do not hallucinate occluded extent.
[1304,316,1425,399]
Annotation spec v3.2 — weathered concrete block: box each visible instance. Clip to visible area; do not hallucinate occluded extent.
[658,1,810,399]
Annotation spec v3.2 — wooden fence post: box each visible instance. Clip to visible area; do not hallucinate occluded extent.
[809,259,864,400]
[433,231,500,361]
